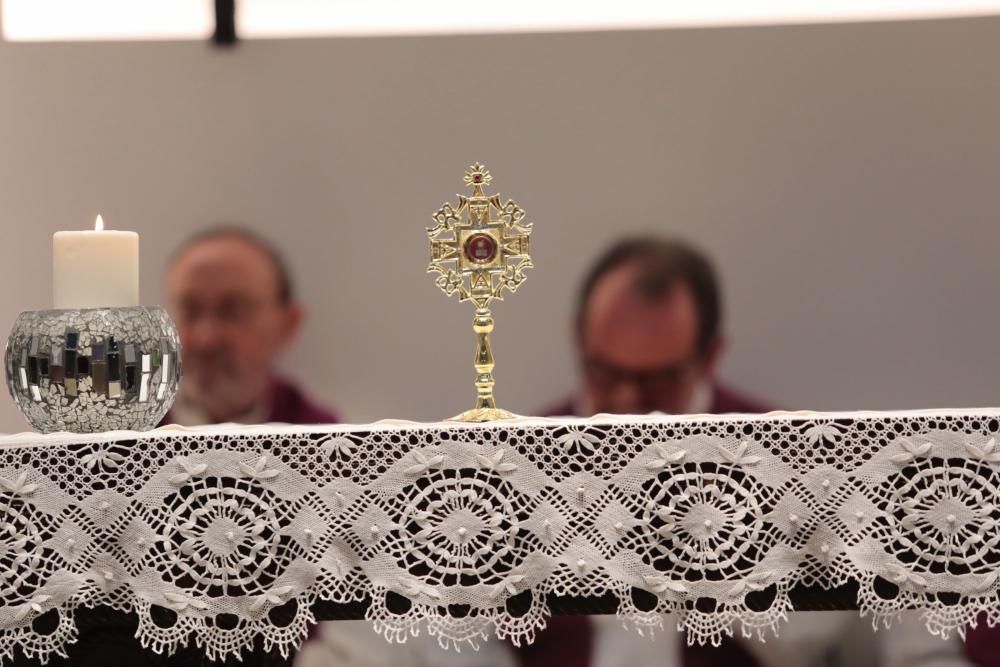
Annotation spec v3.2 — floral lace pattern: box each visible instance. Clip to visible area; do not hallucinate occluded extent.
[1,410,999,663]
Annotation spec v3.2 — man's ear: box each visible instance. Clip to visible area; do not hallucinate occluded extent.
[702,336,726,377]
[279,301,305,348]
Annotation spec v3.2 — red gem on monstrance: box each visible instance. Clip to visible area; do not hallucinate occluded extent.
[465,233,497,263]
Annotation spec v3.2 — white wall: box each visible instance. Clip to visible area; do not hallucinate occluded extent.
[1,16,999,432]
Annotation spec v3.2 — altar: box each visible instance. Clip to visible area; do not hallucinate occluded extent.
[2,409,997,665]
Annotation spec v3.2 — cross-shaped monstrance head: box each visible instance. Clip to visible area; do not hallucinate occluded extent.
[427,164,533,310]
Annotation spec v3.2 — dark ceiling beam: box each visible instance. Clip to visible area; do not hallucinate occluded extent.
[213,0,237,46]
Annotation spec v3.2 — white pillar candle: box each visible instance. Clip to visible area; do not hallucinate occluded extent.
[53,215,139,309]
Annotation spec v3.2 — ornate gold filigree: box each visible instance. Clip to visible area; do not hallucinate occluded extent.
[427,163,533,422]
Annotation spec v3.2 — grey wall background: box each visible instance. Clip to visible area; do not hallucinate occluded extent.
[1,16,999,432]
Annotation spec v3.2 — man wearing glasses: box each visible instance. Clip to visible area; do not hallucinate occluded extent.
[163,227,337,426]
[531,238,881,667]
[547,236,765,419]
[531,237,770,667]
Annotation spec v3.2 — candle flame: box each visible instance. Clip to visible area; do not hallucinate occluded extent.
[94,214,104,231]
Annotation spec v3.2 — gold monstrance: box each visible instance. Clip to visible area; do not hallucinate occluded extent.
[427,163,533,422]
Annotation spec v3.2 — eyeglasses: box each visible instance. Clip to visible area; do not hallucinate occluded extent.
[173,296,273,328]
[582,355,700,398]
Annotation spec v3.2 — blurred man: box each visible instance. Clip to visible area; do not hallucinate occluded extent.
[527,237,765,667]
[547,236,765,419]
[535,237,881,667]
[164,227,337,426]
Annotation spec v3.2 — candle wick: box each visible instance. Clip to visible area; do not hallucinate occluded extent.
[95,214,104,232]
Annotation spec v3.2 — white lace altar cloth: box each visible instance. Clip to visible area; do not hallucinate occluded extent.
[2,409,1000,663]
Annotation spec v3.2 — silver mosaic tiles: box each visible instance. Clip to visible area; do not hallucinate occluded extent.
[4,307,182,433]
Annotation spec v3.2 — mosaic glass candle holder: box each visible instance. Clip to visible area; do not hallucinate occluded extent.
[4,307,181,433]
